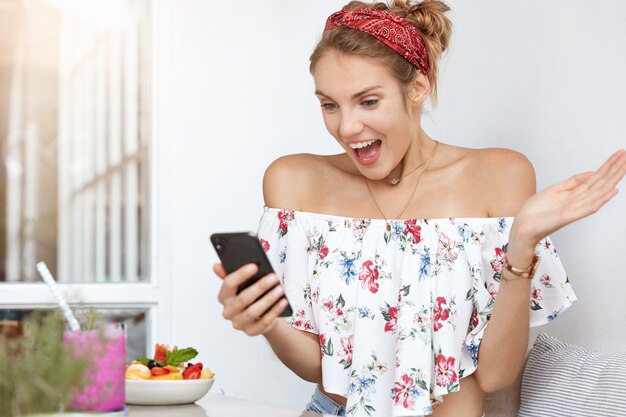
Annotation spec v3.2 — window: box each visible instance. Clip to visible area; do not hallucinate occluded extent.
[0,0,170,357]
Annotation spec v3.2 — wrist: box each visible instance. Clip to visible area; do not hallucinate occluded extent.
[503,232,538,282]
[262,316,286,339]
[508,229,538,268]
[504,244,536,267]
[510,219,539,250]
[503,253,540,281]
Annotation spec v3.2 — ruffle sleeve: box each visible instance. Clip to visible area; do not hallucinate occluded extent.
[461,220,577,372]
[257,206,319,334]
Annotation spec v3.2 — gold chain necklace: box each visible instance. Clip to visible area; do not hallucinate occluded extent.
[365,140,439,232]
[386,141,438,185]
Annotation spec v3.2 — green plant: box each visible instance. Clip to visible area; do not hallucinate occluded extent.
[0,311,90,417]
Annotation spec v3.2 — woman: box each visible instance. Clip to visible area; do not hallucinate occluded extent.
[214,1,626,416]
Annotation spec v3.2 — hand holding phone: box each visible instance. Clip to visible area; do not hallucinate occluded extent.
[211,232,293,318]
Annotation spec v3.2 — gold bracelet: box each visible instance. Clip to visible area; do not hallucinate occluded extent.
[503,254,540,281]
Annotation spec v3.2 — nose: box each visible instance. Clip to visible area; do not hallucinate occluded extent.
[338,109,364,139]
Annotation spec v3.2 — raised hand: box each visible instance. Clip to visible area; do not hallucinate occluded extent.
[513,149,626,247]
[214,263,288,336]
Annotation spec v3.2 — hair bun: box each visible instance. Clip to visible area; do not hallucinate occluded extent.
[405,0,452,54]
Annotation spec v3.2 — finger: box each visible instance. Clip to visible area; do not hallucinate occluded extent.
[250,298,289,337]
[222,263,258,293]
[223,274,278,318]
[213,263,226,279]
[592,151,626,192]
[593,188,620,213]
[230,286,284,332]
[567,187,619,222]
[217,263,258,304]
[583,152,626,201]
[559,171,593,191]
[227,274,282,324]
[582,149,626,190]
[239,272,279,305]
[245,284,285,322]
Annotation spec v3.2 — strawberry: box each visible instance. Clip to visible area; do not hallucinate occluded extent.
[150,366,171,377]
[154,343,168,364]
[182,362,203,380]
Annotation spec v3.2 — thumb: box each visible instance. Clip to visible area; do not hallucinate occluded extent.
[213,263,227,279]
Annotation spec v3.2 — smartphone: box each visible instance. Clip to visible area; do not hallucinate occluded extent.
[210,232,293,317]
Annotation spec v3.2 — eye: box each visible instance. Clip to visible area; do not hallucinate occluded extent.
[320,103,338,113]
[361,99,379,108]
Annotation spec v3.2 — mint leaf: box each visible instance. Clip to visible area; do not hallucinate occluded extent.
[136,357,164,367]
[166,347,198,366]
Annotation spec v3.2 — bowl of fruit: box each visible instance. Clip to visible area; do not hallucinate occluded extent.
[125,343,215,405]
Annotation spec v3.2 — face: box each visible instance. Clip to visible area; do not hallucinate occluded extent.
[313,50,425,180]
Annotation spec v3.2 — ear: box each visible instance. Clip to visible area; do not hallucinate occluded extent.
[408,73,430,108]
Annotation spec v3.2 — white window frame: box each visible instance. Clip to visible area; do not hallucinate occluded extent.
[0,0,174,348]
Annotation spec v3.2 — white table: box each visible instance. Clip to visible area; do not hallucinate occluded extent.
[128,394,322,417]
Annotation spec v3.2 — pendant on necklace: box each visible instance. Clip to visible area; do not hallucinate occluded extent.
[389,178,400,185]
[386,222,391,232]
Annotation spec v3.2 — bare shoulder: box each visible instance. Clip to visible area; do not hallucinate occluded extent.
[262,153,328,210]
[468,148,536,217]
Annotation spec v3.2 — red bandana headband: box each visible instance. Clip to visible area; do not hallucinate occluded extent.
[324,8,431,77]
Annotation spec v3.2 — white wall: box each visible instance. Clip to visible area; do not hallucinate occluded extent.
[157,0,626,410]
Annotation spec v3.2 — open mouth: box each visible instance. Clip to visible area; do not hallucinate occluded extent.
[349,139,382,164]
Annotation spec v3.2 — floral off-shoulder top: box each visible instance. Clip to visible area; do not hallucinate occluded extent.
[257,206,576,417]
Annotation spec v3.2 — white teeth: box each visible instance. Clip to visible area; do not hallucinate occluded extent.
[349,139,377,149]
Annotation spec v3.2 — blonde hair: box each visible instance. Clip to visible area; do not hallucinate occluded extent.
[310,0,452,105]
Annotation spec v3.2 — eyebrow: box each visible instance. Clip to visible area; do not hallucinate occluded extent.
[315,85,383,100]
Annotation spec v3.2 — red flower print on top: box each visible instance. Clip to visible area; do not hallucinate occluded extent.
[319,333,334,357]
[540,274,554,288]
[491,247,505,273]
[403,220,422,244]
[339,335,353,369]
[471,307,479,328]
[382,306,398,333]
[532,288,543,302]
[435,354,458,387]
[319,244,329,260]
[259,238,270,252]
[530,286,544,311]
[392,374,416,410]
[322,296,335,314]
[292,309,313,332]
[277,209,295,238]
[358,260,380,294]
[433,297,450,332]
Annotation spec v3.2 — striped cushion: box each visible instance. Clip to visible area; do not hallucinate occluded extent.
[519,333,626,417]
